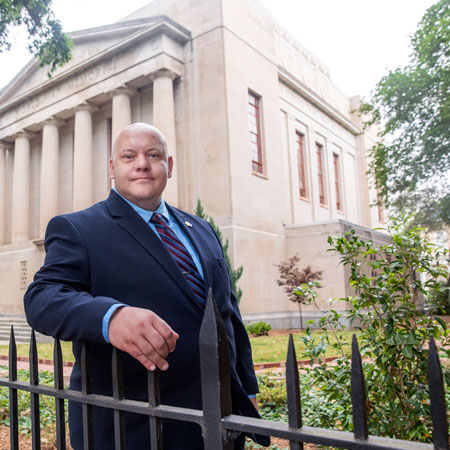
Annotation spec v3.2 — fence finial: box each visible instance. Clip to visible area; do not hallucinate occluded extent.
[351,334,368,440]
[428,337,449,450]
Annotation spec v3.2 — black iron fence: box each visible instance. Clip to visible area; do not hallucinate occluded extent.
[0,293,448,450]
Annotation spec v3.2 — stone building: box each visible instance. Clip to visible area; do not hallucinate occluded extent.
[0,0,389,329]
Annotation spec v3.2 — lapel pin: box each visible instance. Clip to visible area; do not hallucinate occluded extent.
[185,221,193,227]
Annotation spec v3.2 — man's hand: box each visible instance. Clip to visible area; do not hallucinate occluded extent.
[108,306,179,371]
[250,396,258,410]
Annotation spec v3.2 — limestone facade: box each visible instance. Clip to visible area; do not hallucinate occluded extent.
[0,0,386,327]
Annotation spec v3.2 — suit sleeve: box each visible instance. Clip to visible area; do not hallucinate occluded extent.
[24,215,123,343]
[230,291,259,395]
[205,221,259,396]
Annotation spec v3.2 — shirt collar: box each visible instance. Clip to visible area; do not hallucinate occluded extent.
[112,188,169,223]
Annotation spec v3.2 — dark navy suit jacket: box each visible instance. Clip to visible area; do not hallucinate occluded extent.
[24,190,267,449]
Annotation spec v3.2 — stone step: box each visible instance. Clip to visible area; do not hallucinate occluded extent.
[0,316,53,343]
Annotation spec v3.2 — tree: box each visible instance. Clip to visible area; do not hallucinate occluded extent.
[0,0,72,76]
[361,0,450,228]
[275,254,322,330]
[194,199,243,303]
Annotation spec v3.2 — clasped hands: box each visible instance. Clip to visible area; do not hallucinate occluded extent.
[108,306,179,371]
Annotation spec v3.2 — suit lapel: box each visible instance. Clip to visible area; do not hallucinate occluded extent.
[104,191,201,310]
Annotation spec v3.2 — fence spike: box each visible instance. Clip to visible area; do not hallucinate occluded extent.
[112,348,125,450]
[9,326,18,450]
[428,337,449,450]
[53,339,64,390]
[148,370,162,450]
[286,333,303,450]
[199,288,233,450]
[29,330,41,449]
[29,329,39,385]
[9,326,17,381]
[53,339,66,449]
[81,343,93,449]
[351,334,368,440]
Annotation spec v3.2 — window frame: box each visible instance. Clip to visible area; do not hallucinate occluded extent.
[333,152,343,212]
[316,142,327,207]
[296,131,308,199]
[248,91,265,176]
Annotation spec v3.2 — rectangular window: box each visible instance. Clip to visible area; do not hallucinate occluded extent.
[333,153,342,211]
[296,132,308,198]
[316,143,326,206]
[248,92,263,174]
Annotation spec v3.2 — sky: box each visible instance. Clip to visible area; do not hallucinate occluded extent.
[0,0,437,99]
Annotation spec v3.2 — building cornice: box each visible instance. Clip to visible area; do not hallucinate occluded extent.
[0,17,191,112]
[278,67,361,136]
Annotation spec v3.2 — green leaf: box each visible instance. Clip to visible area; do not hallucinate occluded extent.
[435,316,447,331]
[403,346,413,358]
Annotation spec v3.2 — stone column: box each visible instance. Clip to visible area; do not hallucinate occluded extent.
[40,118,64,236]
[151,69,178,206]
[0,142,8,245]
[111,87,135,144]
[73,104,94,211]
[11,132,33,243]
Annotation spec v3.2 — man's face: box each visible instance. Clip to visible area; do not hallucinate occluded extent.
[110,125,173,211]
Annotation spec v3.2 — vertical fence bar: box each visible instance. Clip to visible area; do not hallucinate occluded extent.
[148,370,162,450]
[9,326,18,450]
[29,330,41,450]
[199,289,233,450]
[81,343,94,449]
[428,338,449,450]
[286,334,303,450]
[351,334,368,440]
[53,339,66,449]
[112,348,125,450]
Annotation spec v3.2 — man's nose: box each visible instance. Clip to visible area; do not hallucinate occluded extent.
[135,153,150,169]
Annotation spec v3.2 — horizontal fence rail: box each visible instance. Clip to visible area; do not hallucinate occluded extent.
[0,290,448,449]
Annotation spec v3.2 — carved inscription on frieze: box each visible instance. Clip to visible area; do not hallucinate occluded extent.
[15,56,118,117]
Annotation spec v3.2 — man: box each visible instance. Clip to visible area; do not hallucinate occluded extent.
[24,123,268,449]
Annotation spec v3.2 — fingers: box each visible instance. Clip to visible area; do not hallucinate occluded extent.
[152,318,179,353]
[128,339,169,371]
[108,306,179,371]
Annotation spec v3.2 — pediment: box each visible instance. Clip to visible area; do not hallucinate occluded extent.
[0,16,190,106]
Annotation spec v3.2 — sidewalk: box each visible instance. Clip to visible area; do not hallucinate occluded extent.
[0,355,73,375]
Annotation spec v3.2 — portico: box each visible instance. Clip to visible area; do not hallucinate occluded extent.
[0,17,189,312]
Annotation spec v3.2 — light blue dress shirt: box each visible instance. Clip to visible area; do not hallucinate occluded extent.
[102,189,204,343]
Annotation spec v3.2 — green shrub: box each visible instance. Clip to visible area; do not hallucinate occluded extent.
[426,279,450,315]
[256,372,287,421]
[245,322,272,336]
[296,217,450,441]
[0,367,68,439]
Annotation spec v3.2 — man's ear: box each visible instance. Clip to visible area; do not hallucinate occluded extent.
[109,159,114,180]
[168,156,174,178]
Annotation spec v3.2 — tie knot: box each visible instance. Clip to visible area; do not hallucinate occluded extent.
[151,212,165,225]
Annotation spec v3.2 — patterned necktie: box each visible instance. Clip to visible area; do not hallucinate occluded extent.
[151,213,206,308]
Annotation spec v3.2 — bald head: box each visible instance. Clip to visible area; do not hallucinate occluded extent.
[109,122,173,210]
[112,123,168,160]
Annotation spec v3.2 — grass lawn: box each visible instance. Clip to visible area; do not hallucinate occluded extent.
[249,330,356,363]
[0,341,74,363]
[0,330,357,365]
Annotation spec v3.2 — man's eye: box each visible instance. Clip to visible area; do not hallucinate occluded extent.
[123,155,133,160]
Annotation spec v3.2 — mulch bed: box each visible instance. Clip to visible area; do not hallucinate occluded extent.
[0,424,318,450]
[0,424,72,449]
